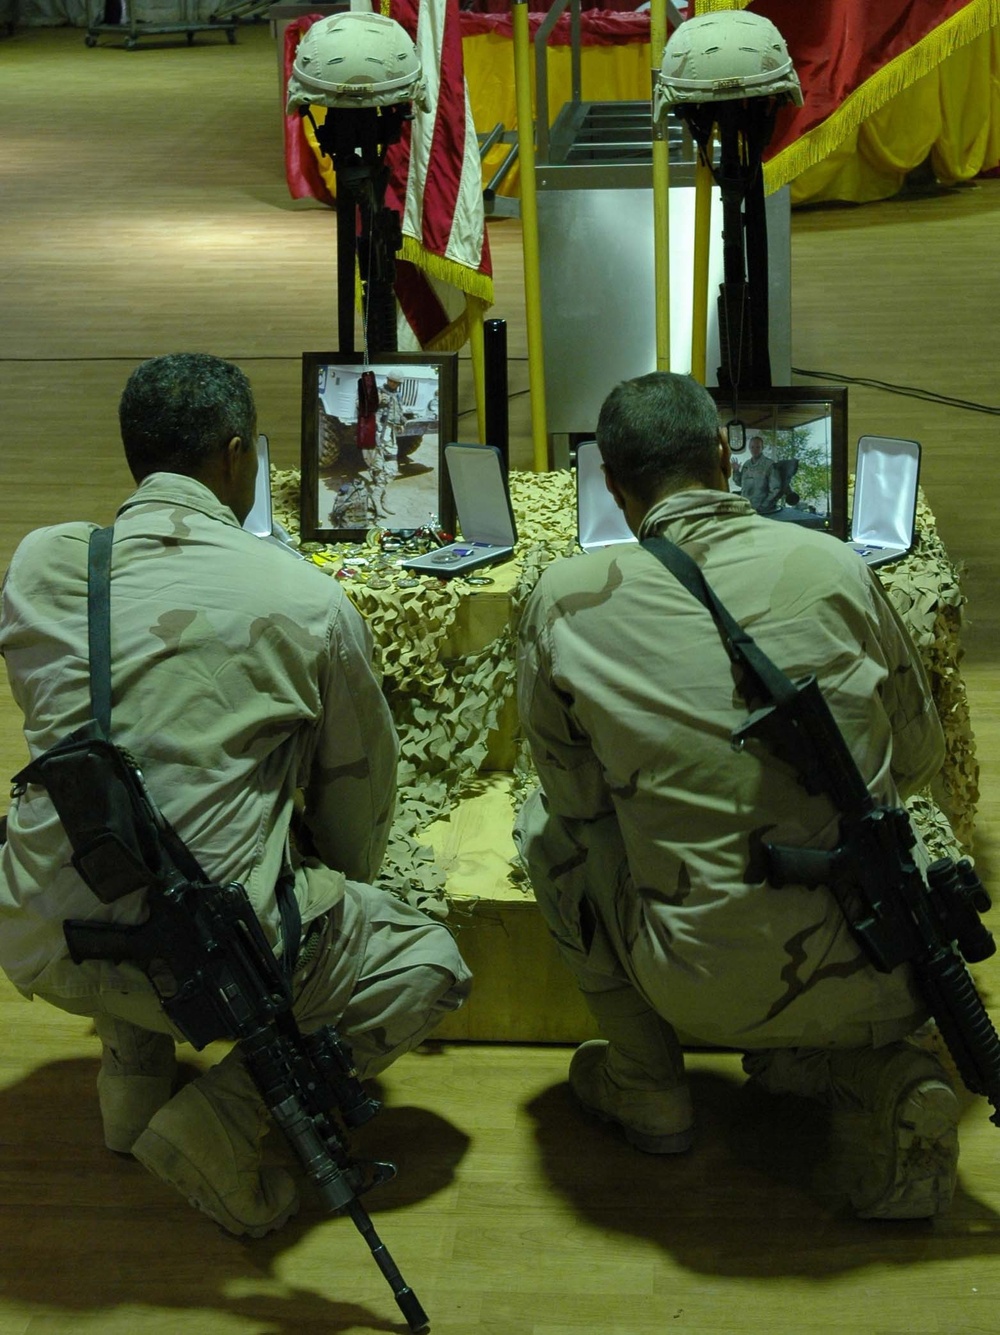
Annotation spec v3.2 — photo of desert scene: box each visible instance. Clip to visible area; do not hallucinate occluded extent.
[313,361,443,534]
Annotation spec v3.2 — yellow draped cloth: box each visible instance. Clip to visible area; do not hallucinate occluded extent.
[463,4,1000,205]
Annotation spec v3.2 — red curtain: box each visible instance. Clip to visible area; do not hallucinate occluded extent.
[745,0,993,161]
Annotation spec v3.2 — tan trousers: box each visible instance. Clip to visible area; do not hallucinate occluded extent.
[39,879,472,1079]
[515,788,924,1051]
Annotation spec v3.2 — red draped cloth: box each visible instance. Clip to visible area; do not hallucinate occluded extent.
[456,9,650,43]
[734,0,999,178]
[283,20,332,206]
[285,2,999,204]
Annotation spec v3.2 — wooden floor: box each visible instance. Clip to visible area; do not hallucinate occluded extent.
[3,23,1000,1335]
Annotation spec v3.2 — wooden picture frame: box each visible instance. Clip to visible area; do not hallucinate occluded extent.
[707,386,849,540]
[300,351,458,543]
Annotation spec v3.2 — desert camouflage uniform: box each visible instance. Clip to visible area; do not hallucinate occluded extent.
[735,452,781,513]
[515,489,943,1052]
[0,473,470,1074]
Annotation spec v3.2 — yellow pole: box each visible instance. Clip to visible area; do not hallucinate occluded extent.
[650,0,670,371]
[467,296,487,443]
[691,148,713,384]
[512,0,550,472]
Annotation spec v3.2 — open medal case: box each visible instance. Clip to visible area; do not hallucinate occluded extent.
[244,434,303,558]
[401,443,517,577]
[847,435,921,569]
[576,440,637,551]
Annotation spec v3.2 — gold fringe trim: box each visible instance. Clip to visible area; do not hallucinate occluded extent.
[694,0,752,11]
[764,0,1000,194]
[423,295,493,353]
[399,234,495,308]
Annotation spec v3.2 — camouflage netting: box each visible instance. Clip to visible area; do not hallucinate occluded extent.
[271,468,978,917]
[872,489,979,855]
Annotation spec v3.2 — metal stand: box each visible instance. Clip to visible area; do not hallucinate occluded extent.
[479,122,521,219]
[84,0,237,47]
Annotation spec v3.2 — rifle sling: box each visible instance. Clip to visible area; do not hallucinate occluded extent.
[84,527,301,974]
[86,525,115,737]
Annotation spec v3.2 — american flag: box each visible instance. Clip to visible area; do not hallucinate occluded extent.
[386,0,494,351]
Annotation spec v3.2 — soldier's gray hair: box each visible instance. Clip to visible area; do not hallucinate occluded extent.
[120,353,256,482]
[597,372,720,505]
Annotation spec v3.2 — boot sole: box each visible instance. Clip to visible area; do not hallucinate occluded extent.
[853,1079,959,1220]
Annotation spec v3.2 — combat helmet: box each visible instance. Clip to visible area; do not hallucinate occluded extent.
[286,11,429,114]
[653,9,803,122]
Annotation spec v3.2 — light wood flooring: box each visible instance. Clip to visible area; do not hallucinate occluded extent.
[2,23,1000,1335]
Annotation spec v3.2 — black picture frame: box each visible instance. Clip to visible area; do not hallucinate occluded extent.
[707,386,848,539]
[300,351,458,543]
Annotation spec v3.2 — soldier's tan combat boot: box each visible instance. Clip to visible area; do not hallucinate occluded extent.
[743,1040,960,1219]
[95,1015,177,1153]
[570,986,694,1154]
[132,1047,300,1237]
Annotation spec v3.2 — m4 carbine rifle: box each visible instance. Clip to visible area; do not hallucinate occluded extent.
[643,532,1000,1128]
[735,674,1000,1127]
[14,721,430,1334]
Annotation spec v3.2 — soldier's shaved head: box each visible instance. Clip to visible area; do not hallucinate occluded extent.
[597,372,722,508]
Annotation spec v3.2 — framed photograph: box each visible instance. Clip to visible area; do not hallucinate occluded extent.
[300,351,458,543]
[708,386,848,539]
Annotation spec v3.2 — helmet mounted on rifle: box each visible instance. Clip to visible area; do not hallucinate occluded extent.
[286,11,429,114]
[652,9,802,124]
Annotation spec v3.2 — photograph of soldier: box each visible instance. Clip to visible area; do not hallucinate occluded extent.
[724,402,835,532]
[312,361,443,534]
[732,433,782,514]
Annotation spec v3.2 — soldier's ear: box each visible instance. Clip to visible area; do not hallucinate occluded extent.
[718,429,732,483]
[221,435,249,479]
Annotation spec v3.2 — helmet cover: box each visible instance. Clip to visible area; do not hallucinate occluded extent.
[286,12,429,114]
[653,10,803,121]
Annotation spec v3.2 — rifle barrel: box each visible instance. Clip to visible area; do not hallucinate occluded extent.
[346,1198,430,1334]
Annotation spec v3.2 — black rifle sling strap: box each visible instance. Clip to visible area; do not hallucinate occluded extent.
[641,532,871,799]
[85,524,203,888]
[85,527,302,973]
[87,525,115,737]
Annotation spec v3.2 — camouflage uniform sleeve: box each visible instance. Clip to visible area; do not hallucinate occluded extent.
[301,593,399,881]
[516,580,614,822]
[868,569,945,798]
